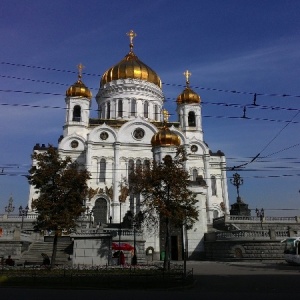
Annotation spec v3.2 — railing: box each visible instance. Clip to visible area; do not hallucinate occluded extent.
[213,215,299,224]
[212,229,289,241]
[72,228,143,237]
[0,229,15,239]
[103,228,143,236]
[0,213,37,221]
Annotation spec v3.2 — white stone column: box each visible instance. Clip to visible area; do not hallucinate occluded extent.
[221,156,230,214]
[113,142,121,203]
[203,154,212,223]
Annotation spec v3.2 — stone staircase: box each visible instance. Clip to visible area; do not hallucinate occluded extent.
[20,240,73,265]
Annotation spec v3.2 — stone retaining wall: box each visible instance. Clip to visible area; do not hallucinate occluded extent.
[205,240,285,261]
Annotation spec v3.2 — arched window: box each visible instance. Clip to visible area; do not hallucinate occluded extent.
[164,155,172,165]
[154,105,159,121]
[213,210,219,219]
[192,169,198,181]
[188,111,196,127]
[211,176,217,196]
[144,101,149,118]
[143,159,150,170]
[131,99,136,117]
[136,159,142,170]
[118,100,123,117]
[72,105,81,122]
[93,198,108,224]
[99,158,106,182]
[107,102,110,119]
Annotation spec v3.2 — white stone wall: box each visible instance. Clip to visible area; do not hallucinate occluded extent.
[72,238,110,266]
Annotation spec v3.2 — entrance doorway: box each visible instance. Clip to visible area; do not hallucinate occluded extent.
[93,198,108,225]
[171,236,179,260]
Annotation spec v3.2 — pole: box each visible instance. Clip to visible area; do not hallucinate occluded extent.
[19,205,28,230]
[21,215,24,229]
[119,202,121,265]
[132,222,137,265]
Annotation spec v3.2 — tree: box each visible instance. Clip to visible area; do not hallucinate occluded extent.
[129,148,199,270]
[27,145,92,268]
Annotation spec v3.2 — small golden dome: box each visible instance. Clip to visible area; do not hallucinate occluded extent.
[66,63,92,99]
[66,78,92,99]
[176,70,200,104]
[100,30,161,88]
[151,127,181,147]
[176,86,200,104]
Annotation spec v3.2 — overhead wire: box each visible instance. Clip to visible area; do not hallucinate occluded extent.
[2,61,300,178]
[2,60,300,99]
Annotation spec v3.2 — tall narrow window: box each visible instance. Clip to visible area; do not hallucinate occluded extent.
[128,159,134,184]
[99,106,102,118]
[107,102,110,119]
[143,159,150,170]
[211,176,217,196]
[136,159,142,171]
[188,111,196,127]
[144,101,149,118]
[102,105,106,119]
[118,100,123,117]
[131,99,136,117]
[72,105,81,122]
[136,193,141,213]
[192,169,198,181]
[99,158,106,182]
[154,105,159,121]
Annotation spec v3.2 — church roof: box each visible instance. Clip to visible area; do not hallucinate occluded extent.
[176,70,201,104]
[66,64,92,99]
[151,126,181,147]
[100,30,162,88]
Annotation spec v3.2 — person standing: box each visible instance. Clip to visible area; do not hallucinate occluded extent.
[5,255,14,266]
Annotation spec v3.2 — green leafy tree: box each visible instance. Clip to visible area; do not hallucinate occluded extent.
[27,145,92,267]
[129,148,199,270]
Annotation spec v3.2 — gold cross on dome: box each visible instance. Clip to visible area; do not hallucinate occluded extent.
[162,109,169,123]
[126,30,137,52]
[183,70,191,85]
[77,63,85,79]
[126,30,137,44]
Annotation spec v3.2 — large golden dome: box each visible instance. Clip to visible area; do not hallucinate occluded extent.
[66,64,92,99]
[100,30,162,88]
[176,70,200,104]
[151,127,181,147]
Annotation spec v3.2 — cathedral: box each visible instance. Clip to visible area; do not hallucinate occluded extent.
[28,30,229,259]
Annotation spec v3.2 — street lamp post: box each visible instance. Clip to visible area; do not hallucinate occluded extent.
[132,221,137,265]
[256,208,264,229]
[5,195,15,215]
[230,173,243,199]
[19,205,29,229]
[86,207,94,228]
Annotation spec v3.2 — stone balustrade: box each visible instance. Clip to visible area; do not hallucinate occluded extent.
[213,215,299,225]
[209,229,289,241]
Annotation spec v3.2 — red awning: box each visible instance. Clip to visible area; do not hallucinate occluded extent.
[112,242,134,251]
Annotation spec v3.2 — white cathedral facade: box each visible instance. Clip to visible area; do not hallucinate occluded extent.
[28,31,229,259]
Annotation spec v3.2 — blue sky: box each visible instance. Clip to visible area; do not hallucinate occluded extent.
[0,0,300,216]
